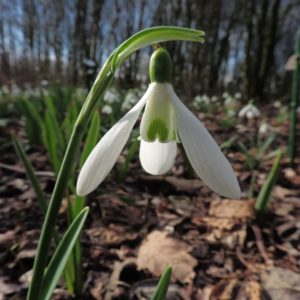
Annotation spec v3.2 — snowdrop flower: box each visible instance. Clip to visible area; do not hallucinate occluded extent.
[227,109,236,117]
[1,85,9,94]
[211,95,218,103]
[234,92,242,99]
[41,80,49,87]
[193,95,210,109]
[104,90,120,104]
[121,90,139,111]
[258,122,269,135]
[273,101,281,109]
[222,92,230,99]
[77,48,240,199]
[201,94,210,104]
[101,105,113,115]
[238,102,260,119]
[224,96,236,106]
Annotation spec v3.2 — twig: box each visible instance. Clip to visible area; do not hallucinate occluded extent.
[0,162,54,177]
[251,225,272,265]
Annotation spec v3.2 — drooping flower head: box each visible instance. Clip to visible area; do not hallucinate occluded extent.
[77,48,241,199]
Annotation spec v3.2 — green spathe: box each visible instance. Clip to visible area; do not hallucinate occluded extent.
[149,48,172,83]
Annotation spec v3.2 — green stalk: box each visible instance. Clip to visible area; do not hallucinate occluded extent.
[255,149,282,221]
[27,26,205,300]
[288,30,300,165]
[151,267,172,300]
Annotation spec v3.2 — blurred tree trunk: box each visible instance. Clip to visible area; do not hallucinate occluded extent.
[256,0,281,98]
[89,0,104,62]
[245,0,282,100]
[72,0,87,84]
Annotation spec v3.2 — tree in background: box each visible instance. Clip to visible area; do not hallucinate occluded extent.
[0,0,299,101]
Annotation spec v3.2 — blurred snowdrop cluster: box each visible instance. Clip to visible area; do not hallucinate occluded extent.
[121,89,140,111]
[193,94,219,113]
[223,91,241,108]
[193,94,210,106]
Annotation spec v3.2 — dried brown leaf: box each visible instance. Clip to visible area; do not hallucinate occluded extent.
[209,199,255,219]
[137,231,197,283]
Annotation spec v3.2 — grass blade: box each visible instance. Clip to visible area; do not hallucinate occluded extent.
[12,136,47,214]
[42,111,60,175]
[40,207,89,300]
[255,149,282,220]
[12,136,75,291]
[44,96,65,152]
[151,267,172,300]
[80,110,101,166]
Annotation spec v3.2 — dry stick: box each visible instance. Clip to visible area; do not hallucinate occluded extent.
[251,225,272,265]
[236,247,254,272]
[0,162,54,177]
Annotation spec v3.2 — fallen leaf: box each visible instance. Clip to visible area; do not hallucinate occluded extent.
[0,277,21,297]
[243,280,261,300]
[86,224,138,247]
[209,199,255,219]
[137,231,197,283]
[165,176,202,192]
[16,248,36,260]
[0,230,15,249]
[272,186,299,199]
[192,216,237,230]
[262,267,300,300]
[210,279,238,300]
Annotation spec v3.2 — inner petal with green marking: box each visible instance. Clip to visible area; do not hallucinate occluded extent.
[140,83,177,143]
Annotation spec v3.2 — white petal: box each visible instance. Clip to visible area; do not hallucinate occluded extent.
[77,86,154,196]
[169,88,241,199]
[139,139,177,175]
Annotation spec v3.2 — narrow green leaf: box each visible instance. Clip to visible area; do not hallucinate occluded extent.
[44,96,65,152]
[12,136,47,214]
[257,134,275,159]
[151,267,172,300]
[255,149,282,219]
[80,110,101,167]
[114,26,205,68]
[19,98,44,144]
[40,207,89,300]
[42,111,60,175]
[12,136,74,290]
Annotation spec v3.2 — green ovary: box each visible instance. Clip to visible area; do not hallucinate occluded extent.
[147,118,169,142]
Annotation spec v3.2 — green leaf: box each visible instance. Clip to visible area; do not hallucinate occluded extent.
[44,96,65,152]
[42,111,60,175]
[19,98,44,144]
[114,26,205,68]
[257,134,275,159]
[12,136,47,214]
[255,149,282,219]
[151,267,172,300]
[80,110,101,167]
[40,207,89,300]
